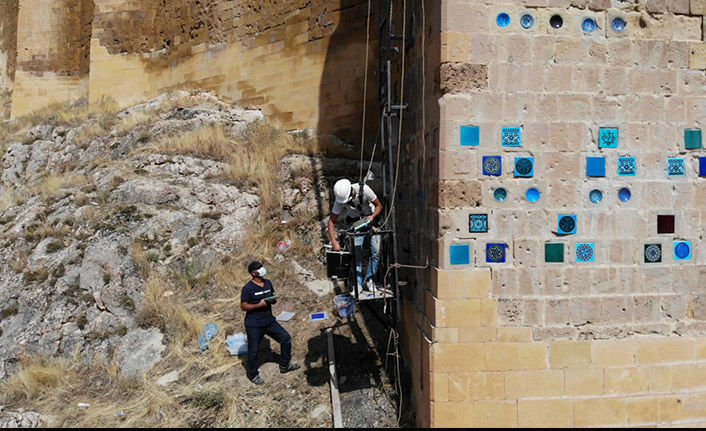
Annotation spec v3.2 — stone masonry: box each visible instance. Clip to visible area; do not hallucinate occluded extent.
[5,0,706,428]
[395,0,706,427]
[7,0,378,140]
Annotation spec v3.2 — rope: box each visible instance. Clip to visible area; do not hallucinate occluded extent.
[359,0,373,184]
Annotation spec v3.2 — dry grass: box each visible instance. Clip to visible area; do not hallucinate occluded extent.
[29,174,90,199]
[0,186,27,212]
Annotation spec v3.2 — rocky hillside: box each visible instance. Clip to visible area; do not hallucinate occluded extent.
[0,91,394,427]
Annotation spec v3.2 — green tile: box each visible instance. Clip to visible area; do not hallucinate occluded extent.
[685,129,702,150]
[545,243,564,263]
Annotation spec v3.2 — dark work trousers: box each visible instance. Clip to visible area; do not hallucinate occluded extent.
[245,320,292,377]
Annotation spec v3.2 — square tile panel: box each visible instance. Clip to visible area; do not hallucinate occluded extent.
[514,157,534,177]
[483,156,502,176]
[668,158,685,177]
[486,243,507,263]
[674,241,692,261]
[460,125,480,147]
[450,244,470,265]
[685,129,702,150]
[501,127,522,147]
[576,243,595,263]
[618,157,636,176]
[586,157,606,177]
[657,215,675,234]
[469,214,488,233]
[644,244,662,263]
[558,214,577,235]
[545,243,564,263]
[599,128,619,148]
[701,157,706,176]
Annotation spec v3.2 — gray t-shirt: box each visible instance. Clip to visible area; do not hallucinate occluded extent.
[331,183,377,219]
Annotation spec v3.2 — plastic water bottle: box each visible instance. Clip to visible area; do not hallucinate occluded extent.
[198,322,219,352]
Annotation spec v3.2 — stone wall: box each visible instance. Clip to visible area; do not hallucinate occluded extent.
[422,0,706,427]
[0,0,19,91]
[11,0,93,116]
[8,0,378,140]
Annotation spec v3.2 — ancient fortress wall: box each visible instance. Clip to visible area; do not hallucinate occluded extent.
[0,0,19,91]
[420,0,706,427]
[9,0,377,139]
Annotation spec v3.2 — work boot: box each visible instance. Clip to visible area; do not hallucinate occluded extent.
[248,373,265,385]
[280,362,301,374]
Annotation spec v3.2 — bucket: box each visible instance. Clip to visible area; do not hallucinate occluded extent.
[334,294,356,318]
[326,250,351,278]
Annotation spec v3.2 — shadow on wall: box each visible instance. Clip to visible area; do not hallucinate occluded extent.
[311,0,381,233]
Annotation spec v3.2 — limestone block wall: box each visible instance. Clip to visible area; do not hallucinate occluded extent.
[0,0,19,91]
[11,0,93,116]
[8,0,378,139]
[422,0,706,427]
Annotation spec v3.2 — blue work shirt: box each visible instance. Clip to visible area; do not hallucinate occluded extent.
[241,279,276,327]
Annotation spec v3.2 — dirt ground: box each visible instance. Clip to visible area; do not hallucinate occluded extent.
[221,261,409,428]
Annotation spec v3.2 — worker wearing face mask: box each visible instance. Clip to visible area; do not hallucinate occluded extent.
[240,261,300,385]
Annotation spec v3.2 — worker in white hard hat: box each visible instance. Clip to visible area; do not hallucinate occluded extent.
[327,178,386,296]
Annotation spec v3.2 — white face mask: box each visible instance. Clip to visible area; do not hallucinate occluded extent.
[256,267,267,277]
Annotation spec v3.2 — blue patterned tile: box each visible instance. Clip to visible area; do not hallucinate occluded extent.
[586,157,606,177]
[469,214,488,233]
[450,244,470,265]
[599,128,619,148]
[486,243,506,263]
[576,243,595,263]
[674,241,692,261]
[618,157,636,176]
[644,244,662,263]
[668,158,685,177]
[460,126,480,147]
[514,157,534,177]
[701,157,706,176]
[558,214,577,235]
[501,127,522,147]
[483,156,502,176]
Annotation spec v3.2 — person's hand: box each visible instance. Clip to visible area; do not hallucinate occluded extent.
[265,297,277,304]
[367,215,374,222]
[333,241,341,251]
[258,299,267,308]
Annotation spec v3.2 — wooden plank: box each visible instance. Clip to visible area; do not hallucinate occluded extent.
[327,328,343,428]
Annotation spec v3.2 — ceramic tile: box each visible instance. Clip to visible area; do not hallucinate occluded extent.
[644,244,662,263]
[501,127,522,147]
[618,157,636,176]
[450,244,470,265]
[558,214,577,235]
[674,241,692,261]
[514,157,534,177]
[483,156,502,176]
[685,129,702,150]
[599,128,619,148]
[586,157,606,177]
[461,125,480,147]
[576,243,595,263]
[545,243,564,263]
[486,243,507,263]
[470,214,488,233]
[667,158,685,177]
[700,157,706,176]
[657,215,675,234]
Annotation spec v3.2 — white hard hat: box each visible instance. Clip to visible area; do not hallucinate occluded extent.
[334,179,352,204]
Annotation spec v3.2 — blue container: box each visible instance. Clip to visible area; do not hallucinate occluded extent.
[335,294,356,318]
